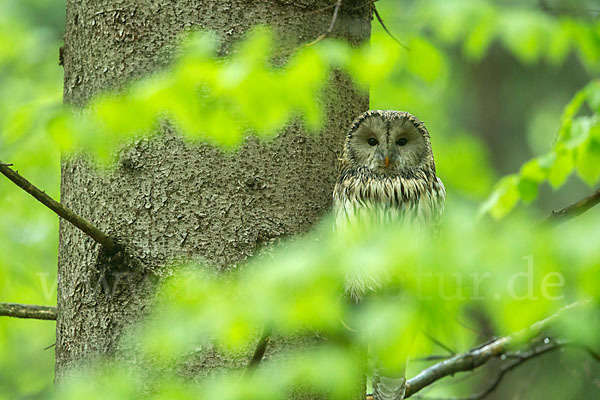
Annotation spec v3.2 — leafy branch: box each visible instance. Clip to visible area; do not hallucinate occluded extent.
[481,80,600,219]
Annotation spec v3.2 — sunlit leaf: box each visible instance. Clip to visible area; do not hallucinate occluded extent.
[576,137,600,186]
[479,174,520,219]
[407,37,446,84]
[548,150,574,189]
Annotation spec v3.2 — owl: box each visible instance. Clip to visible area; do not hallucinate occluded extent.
[332,110,445,400]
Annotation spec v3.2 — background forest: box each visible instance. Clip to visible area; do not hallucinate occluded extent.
[1,0,600,399]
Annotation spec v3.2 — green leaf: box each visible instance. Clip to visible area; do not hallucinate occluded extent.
[46,112,79,152]
[585,80,600,112]
[576,137,600,186]
[427,1,474,44]
[517,177,539,204]
[463,11,497,61]
[568,22,600,73]
[563,86,588,120]
[547,20,572,65]
[498,11,552,65]
[557,85,588,141]
[435,133,495,199]
[589,117,600,141]
[347,36,403,88]
[548,150,574,189]
[2,104,35,146]
[479,174,520,219]
[520,157,547,182]
[562,116,593,148]
[406,37,446,84]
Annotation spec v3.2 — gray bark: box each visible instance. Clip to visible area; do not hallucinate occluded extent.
[56,0,371,395]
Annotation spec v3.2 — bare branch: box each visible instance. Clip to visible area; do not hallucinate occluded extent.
[304,0,339,16]
[460,341,560,400]
[413,354,453,362]
[374,6,409,50]
[0,302,57,320]
[411,341,560,400]
[246,326,273,374]
[306,0,376,16]
[543,188,600,226]
[350,0,378,11]
[422,331,457,355]
[307,1,403,49]
[0,161,117,253]
[403,301,588,398]
[306,0,343,46]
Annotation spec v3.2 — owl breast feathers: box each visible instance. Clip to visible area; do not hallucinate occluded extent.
[333,110,445,300]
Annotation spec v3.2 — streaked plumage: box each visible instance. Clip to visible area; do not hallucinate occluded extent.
[333,110,445,400]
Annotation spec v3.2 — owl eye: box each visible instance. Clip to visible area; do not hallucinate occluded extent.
[396,138,408,146]
[367,138,379,146]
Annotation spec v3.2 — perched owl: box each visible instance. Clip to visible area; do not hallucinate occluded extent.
[332,110,445,400]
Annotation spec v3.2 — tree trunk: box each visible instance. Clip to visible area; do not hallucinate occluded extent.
[56,0,371,394]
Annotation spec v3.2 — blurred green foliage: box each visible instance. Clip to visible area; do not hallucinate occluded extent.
[481,80,600,218]
[52,208,600,399]
[1,0,600,398]
[0,1,62,399]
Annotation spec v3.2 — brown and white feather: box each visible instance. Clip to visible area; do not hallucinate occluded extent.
[333,110,445,400]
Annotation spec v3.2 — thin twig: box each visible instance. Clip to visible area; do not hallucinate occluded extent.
[542,188,600,226]
[246,326,273,373]
[374,6,409,50]
[460,341,560,400]
[306,0,343,46]
[413,354,453,362]
[305,0,376,16]
[451,314,484,336]
[411,341,560,400]
[422,331,457,355]
[350,0,378,11]
[403,301,588,398]
[0,302,57,320]
[0,161,116,253]
[304,0,339,16]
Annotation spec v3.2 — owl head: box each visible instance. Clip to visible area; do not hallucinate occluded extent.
[344,110,435,175]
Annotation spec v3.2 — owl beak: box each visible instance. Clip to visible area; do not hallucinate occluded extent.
[384,156,390,168]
